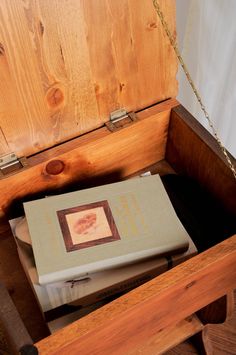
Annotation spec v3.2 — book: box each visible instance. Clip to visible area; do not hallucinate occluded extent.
[10,217,197,313]
[23,175,190,285]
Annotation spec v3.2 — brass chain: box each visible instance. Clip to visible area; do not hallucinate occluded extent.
[153,0,236,180]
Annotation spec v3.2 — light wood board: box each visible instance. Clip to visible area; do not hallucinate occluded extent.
[0,99,178,216]
[0,0,177,157]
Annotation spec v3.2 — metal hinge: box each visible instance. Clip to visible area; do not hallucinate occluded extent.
[106,109,137,132]
[0,153,27,178]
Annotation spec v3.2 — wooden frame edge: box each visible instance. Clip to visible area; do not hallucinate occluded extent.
[0,99,179,216]
[166,105,236,215]
[36,235,236,354]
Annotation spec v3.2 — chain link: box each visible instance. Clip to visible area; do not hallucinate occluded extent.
[153,0,236,180]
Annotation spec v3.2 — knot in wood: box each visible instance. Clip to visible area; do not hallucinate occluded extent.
[46,160,65,175]
[46,87,64,108]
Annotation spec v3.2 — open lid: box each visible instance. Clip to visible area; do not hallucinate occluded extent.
[0,0,177,157]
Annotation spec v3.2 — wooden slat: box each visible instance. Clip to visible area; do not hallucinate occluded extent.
[166,105,236,216]
[0,99,179,216]
[35,235,236,354]
[129,314,203,355]
[0,0,177,157]
[0,0,100,157]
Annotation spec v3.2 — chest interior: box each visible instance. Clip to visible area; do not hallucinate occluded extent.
[0,0,235,349]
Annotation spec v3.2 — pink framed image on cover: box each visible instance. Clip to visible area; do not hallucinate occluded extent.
[57,200,120,252]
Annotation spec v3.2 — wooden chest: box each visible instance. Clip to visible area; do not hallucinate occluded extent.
[0,0,235,354]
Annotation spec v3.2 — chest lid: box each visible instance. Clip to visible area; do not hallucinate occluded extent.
[0,0,177,159]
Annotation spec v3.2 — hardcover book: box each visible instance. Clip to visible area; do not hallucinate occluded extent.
[10,217,197,314]
[23,175,190,285]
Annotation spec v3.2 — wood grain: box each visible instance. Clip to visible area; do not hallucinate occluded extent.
[0,99,179,216]
[35,235,236,354]
[166,105,236,216]
[0,126,10,156]
[129,314,203,355]
[0,0,177,157]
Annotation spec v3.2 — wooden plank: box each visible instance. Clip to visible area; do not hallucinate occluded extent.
[202,291,236,355]
[0,0,100,158]
[129,314,203,355]
[166,105,236,216]
[0,99,179,216]
[83,0,177,115]
[0,0,177,157]
[35,235,236,354]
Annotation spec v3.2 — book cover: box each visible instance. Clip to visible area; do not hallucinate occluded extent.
[10,216,196,312]
[23,175,190,284]
[10,216,197,313]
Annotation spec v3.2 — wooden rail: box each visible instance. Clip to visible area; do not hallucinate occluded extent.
[0,99,178,217]
[36,235,236,354]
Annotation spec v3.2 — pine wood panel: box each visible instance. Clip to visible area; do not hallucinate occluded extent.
[0,99,179,217]
[35,235,236,354]
[0,127,10,156]
[0,0,177,157]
